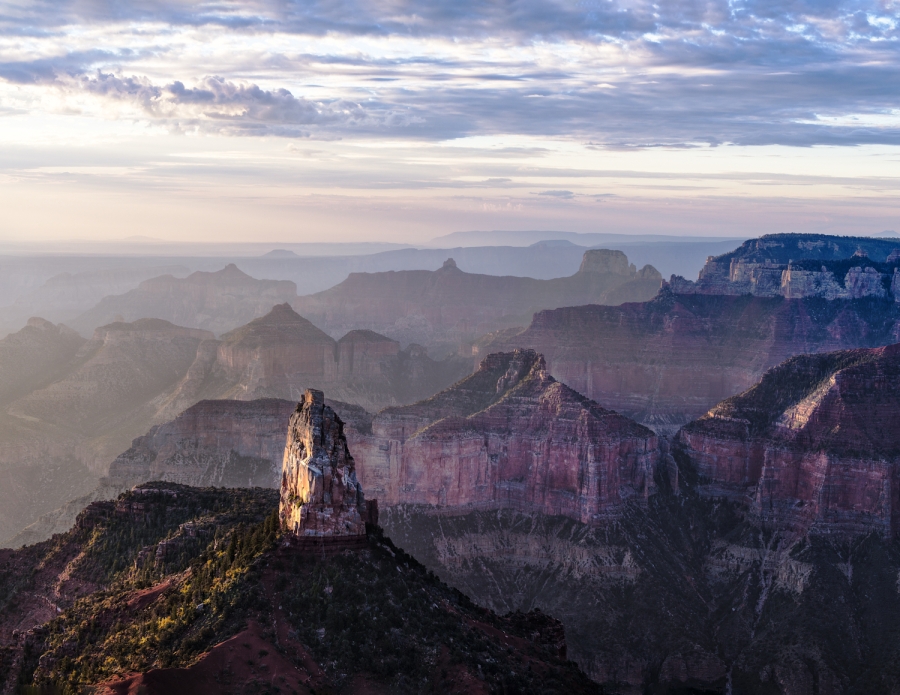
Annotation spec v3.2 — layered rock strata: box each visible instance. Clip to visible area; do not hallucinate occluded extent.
[483,289,900,432]
[675,344,900,537]
[352,350,660,523]
[280,389,375,539]
[293,250,661,352]
[667,233,900,300]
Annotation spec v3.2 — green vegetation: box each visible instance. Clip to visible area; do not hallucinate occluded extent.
[10,484,597,694]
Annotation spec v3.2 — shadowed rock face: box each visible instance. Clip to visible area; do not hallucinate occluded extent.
[676,343,900,537]
[292,249,661,354]
[280,389,369,538]
[108,398,297,489]
[483,290,900,433]
[160,303,471,416]
[351,350,660,524]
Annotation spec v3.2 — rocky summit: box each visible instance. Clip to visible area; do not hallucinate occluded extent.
[280,389,376,541]
[352,349,660,524]
[676,343,900,537]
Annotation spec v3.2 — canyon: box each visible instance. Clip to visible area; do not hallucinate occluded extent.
[0,305,468,546]
[11,340,900,692]
[484,288,900,433]
[293,250,662,354]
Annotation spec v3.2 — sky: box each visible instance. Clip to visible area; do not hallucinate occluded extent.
[0,0,898,244]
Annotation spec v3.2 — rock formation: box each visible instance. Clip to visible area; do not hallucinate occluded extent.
[483,289,900,433]
[160,303,471,415]
[292,249,661,354]
[352,349,660,523]
[675,344,900,536]
[667,233,900,300]
[69,264,299,337]
[279,389,374,539]
[108,398,297,488]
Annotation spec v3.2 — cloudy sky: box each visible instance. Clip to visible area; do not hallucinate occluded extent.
[0,0,898,243]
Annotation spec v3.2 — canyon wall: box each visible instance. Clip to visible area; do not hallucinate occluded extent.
[668,233,900,300]
[484,289,900,432]
[675,344,900,537]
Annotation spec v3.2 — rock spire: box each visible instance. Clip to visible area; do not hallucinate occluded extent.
[279,389,375,539]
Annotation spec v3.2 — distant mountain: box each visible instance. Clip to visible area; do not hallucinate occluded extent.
[429,229,739,247]
[293,250,662,354]
[0,265,190,339]
[69,264,298,337]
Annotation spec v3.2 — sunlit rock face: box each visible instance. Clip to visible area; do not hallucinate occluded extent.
[279,389,372,538]
[675,344,900,537]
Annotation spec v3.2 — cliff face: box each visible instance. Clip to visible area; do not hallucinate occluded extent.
[675,344,900,537]
[279,389,373,538]
[70,264,299,337]
[668,233,900,300]
[108,398,297,488]
[292,250,661,353]
[352,350,660,523]
[484,291,900,432]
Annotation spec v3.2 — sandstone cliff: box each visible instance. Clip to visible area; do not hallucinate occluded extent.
[70,264,299,337]
[675,344,900,537]
[484,289,900,433]
[351,350,660,523]
[292,250,661,354]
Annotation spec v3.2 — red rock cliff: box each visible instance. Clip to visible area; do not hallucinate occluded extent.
[675,344,900,536]
[352,350,660,523]
[484,290,900,433]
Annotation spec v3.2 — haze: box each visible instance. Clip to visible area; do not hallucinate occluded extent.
[2,0,898,243]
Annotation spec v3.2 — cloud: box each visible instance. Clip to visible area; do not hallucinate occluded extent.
[0,0,897,146]
[537,189,575,198]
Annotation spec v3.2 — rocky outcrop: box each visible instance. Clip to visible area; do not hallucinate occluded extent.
[108,398,297,488]
[483,290,900,433]
[292,249,661,353]
[667,233,900,300]
[675,344,900,537]
[280,389,374,538]
[69,264,299,337]
[352,350,660,523]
